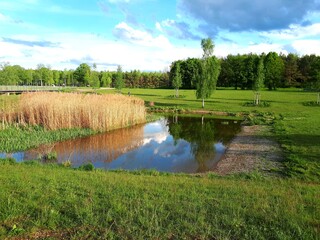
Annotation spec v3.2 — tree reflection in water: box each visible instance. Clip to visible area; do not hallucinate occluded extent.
[167,115,239,172]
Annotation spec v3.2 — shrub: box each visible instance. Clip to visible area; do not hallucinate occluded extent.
[79,162,95,171]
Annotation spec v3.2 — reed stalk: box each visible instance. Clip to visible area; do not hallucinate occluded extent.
[2,92,146,131]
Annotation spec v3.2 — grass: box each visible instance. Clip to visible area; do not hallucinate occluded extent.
[0,125,96,153]
[0,160,319,239]
[1,92,146,131]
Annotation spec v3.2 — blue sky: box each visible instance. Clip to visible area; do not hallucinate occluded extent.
[1,0,320,71]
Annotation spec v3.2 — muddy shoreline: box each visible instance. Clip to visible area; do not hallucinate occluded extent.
[213,125,283,175]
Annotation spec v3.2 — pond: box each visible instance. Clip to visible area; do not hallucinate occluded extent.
[2,115,242,173]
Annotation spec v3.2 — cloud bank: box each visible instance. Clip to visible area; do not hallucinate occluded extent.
[179,0,320,36]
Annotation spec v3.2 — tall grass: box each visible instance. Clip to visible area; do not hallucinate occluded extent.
[2,92,146,131]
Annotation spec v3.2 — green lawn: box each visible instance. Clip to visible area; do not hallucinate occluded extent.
[0,161,319,239]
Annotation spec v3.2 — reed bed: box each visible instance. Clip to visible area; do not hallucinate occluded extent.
[2,92,146,131]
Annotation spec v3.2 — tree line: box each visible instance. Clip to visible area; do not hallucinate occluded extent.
[0,63,170,89]
[170,53,320,91]
[1,53,320,92]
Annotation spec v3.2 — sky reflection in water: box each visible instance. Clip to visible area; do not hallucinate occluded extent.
[2,116,241,173]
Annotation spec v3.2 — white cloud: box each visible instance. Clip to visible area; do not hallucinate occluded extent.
[0,31,201,71]
[108,0,131,3]
[215,42,289,57]
[261,23,320,40]
[291,40,320,55]
[113,22,172,49]
[155,22,163,32]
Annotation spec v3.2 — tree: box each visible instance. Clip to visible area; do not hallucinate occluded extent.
[0,64,20,85]
[310,56,320,104]
[196,38,221,108]
[52,70,60,85]
[253,57,265,105]
[73,63,91,86]
[264,52,284,90]
[180,58,201,89]
[90,71,100,88]
[100,71,112,87]
[115,65,124,92]
[283,53,301,87]
[170,61,182,97]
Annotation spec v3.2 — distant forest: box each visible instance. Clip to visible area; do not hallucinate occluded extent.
[1,52,320,90]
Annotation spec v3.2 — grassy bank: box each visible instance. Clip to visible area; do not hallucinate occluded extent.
[0,125,96,153]
[0,160,319,239]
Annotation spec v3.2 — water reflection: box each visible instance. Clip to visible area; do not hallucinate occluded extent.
[3,115,242,173]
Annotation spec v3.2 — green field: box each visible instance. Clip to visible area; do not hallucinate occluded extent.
[0,160,319,239]
[0,88,319,239]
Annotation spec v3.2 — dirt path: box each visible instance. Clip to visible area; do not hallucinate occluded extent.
[213,125,283,175]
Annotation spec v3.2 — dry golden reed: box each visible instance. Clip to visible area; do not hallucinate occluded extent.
[11,92,146,131]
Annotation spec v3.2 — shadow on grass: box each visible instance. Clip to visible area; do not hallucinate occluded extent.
[133,93,159,97]
[151,102,188,107]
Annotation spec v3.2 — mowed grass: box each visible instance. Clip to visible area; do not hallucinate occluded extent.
[0,161,319,239]
[101,88,320,181]
[100,88,317,113]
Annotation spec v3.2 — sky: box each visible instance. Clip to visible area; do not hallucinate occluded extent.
[0,0,320,71]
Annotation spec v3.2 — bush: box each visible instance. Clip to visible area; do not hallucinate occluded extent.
[79,162,95,171]
[242,101,271,107]
[302,101,320,107]
[0,157,16,165]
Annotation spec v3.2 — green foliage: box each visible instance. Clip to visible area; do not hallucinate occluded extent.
[245,112,275,125]
[73,63,91,86]
[100,71,112,87]
[89,71,100,88]
[41,151,58,162]
[302,101,320,106]
[253,57,265,91]
[62,160,72,168]
[196,38,221,108]
[264,52,285,90]
[0,157,16,165]
[115,65,124,92]
[196,57,221,107]
[0,125,95,153]
[243,101,270,107]
[170,61,182,97]
[78,162,94,171]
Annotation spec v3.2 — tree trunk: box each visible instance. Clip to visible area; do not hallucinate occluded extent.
[202,98,204,108]
[317,92,320,105]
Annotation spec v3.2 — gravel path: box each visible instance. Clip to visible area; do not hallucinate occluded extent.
[213,125,283,175]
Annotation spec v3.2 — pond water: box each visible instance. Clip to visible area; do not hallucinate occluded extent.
[2,115,242,173]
